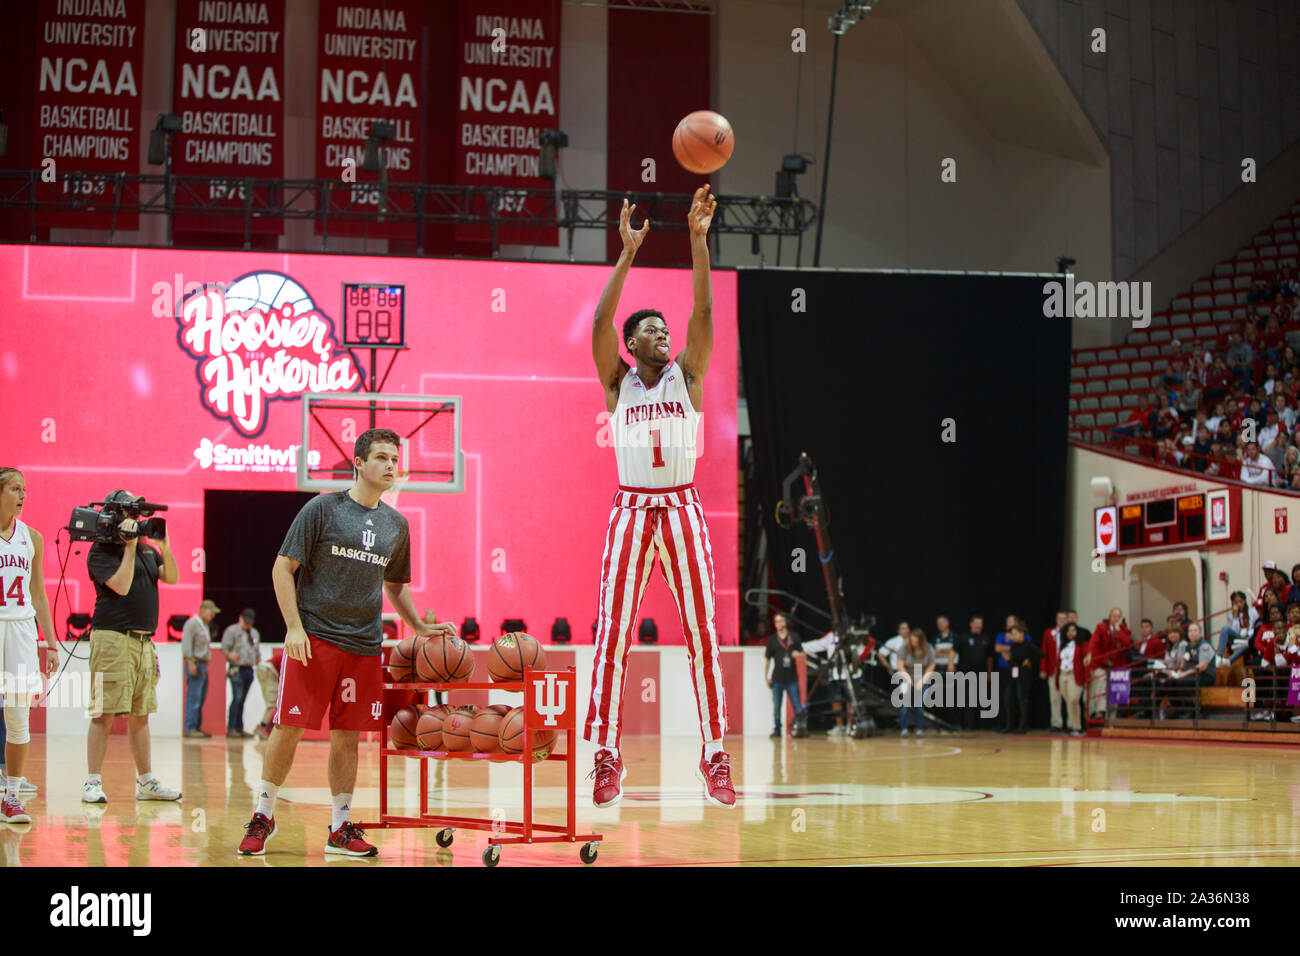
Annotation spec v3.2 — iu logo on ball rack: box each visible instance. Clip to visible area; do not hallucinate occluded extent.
[531,672,570,727]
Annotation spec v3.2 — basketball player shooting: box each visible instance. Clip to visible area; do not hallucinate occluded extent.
[237,429,456,857]
[585,184,734,809]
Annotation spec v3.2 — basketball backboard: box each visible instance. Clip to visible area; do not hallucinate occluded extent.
[297,392,464,494]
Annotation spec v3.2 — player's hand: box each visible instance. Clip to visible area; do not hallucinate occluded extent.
[417,621,457,640]
[285,626,311,666]
[687,184,716,237]
[619,198,649,255]
[44,645,59,677]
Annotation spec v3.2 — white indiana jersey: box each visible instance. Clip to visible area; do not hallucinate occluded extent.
[0,519,36,621]
[613,361,700,488]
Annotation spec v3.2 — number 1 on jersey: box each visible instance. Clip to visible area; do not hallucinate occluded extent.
[650,427,665,468]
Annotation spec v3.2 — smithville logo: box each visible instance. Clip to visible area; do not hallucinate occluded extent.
[175,271,362,438]
[49,886,151,936]
[193,437,322,473]
[1042,276,1152,329]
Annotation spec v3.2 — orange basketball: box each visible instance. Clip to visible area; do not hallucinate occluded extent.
[470,711,504,752]
[440,710,474,751]
[487,703,513,716]
[498,706,558,761]
[672,110,734,175]
[389,706,421,751]
[387,637,422,683]
[415,709,444,750]
[488,632,546,683]
[416,634,476,683]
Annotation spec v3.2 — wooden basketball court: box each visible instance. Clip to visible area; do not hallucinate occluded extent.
[3,731,1298,867]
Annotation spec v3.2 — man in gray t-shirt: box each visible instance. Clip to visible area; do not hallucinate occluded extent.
[238,428,457,860]
[182,599,219,737]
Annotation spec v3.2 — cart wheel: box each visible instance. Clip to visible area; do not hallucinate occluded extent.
[482,845,501,867]
[435,828,454,848]
[580,842,599,865]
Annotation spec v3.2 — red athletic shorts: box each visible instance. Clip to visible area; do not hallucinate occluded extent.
[273,635,384,732]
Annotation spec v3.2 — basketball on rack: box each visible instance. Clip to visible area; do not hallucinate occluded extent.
[498,706,557,761]
[416,634,476,682]
[388,636,423,682]
[470,710,504,752]
[487,703,512,716]
[488,632,546,682]
[415,708,445,750]
[389,706,421,751]
[440,710,474,751]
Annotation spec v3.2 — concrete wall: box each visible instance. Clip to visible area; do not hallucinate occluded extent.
[1066,442,1300,628]
[1018,0,1300,280]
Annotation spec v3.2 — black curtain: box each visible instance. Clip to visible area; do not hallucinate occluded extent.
[739,270,1070,646]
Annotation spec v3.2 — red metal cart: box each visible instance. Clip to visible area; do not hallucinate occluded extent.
[357,666,603,867]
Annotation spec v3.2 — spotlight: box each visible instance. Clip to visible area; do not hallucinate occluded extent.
[461,616,480,643]
[539,128,569,181]
[776,153,813,198]
[551,617,572,643]
[501,618,527,636]
[362,120,396,173]
[1057,255,1077,273]
[638,618,658,644]
[147,113,182,166]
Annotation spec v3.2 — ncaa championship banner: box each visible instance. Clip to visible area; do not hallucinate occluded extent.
[33,0,146,230]
[172,0,286,234]
[314,0,424,238]
[454,0,560,246]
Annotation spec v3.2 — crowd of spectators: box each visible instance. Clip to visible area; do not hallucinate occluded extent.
[756,557,1300,736]
[1109,266,1300,488]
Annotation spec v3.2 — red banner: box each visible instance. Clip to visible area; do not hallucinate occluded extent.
[314,0,423,238]
[171,0,285,234]
[33,0,145,230]
[454,0,560,245]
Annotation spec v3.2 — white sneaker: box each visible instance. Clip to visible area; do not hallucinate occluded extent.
[81,780,107,804]
[135,778,182,802]
[0,775,35,794]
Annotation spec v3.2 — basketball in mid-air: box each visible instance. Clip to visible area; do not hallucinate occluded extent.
[672,110,734,174]
[488,632,546,683]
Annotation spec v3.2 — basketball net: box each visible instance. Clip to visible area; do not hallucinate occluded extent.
[381,468,410,507]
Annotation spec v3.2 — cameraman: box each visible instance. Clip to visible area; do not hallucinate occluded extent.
[81,490,182,804]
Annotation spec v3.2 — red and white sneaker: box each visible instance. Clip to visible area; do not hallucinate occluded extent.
[589,749,626,808]
[325,821,378,858]
[0,794,31,824]
[697,751,737,808]
[237,812,276,855]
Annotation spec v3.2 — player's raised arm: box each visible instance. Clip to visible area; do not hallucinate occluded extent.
[593,199,647,397]
[678,184,716,402]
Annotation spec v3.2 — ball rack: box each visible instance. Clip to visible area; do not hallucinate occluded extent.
[356,666,603,867]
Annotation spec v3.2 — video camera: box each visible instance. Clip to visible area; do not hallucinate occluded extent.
[67,491,169,544]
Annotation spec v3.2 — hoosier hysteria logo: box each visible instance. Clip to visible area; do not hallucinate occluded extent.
[176,271,361,437]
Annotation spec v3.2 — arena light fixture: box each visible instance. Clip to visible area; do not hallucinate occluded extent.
[551,617,572,644]
[816,2,881,265]
[362,120,396,173]
[638,617,659,644]
[461,616,481,643]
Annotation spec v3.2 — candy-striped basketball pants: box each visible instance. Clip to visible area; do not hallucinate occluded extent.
[584,483,727,749]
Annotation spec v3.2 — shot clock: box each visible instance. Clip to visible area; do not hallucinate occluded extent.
[341,283,406,348]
